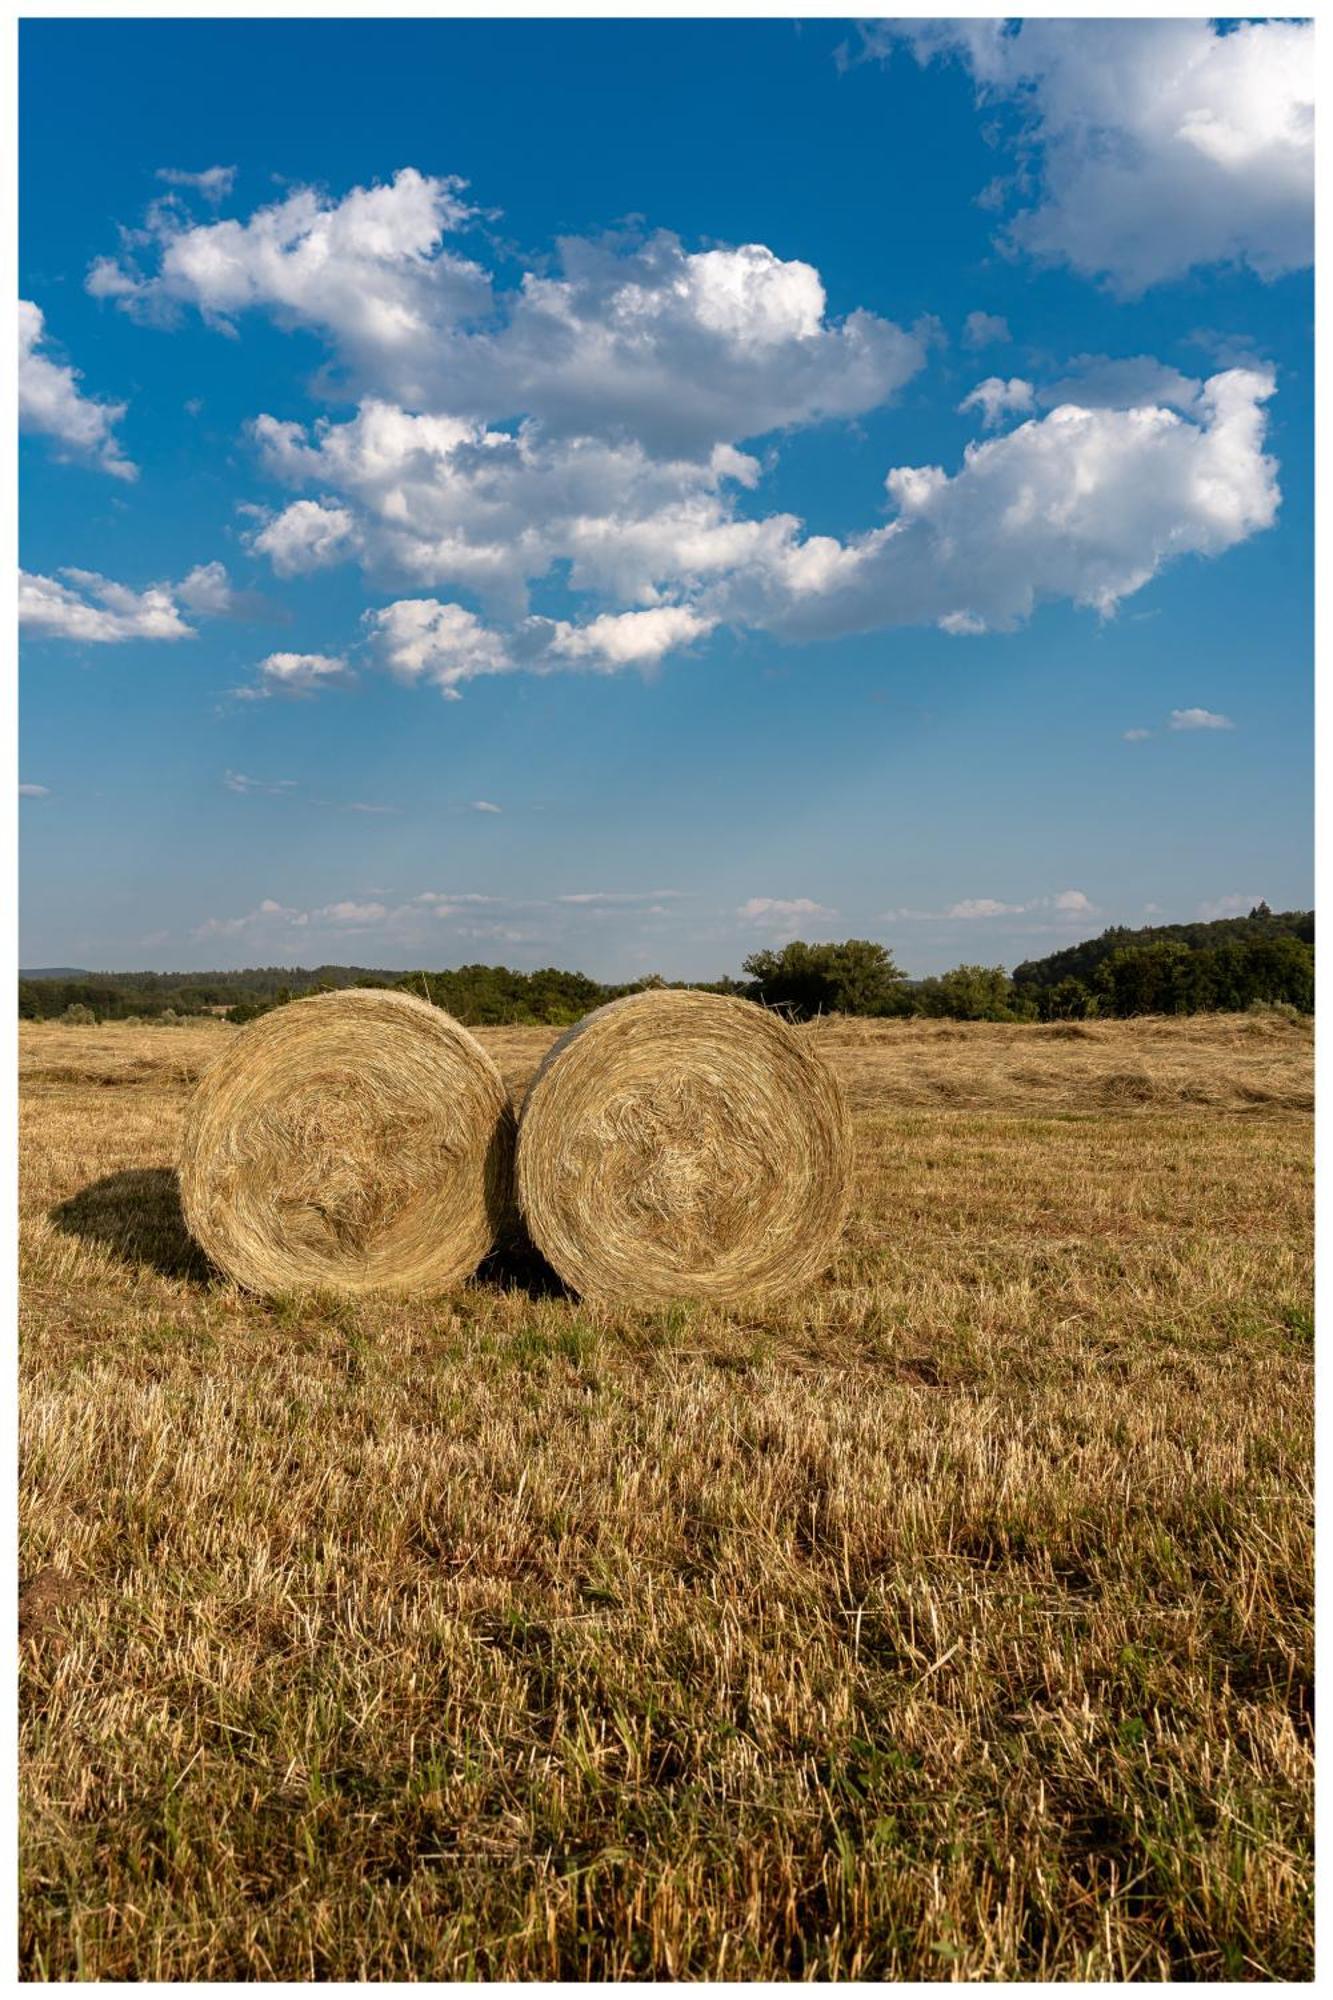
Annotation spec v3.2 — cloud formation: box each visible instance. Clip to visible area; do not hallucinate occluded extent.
[19,300,136,479]
[19,568,193,643]
[882,18,1313,294]
[248,651,353,697]
[963,311,1010,347]
[90,172,923,449]
[711,369,1279,643]
[1169,707,1235,732]
[958,375,1034,428]
[155,164,236,203]
[78,165,1286,699]
[738,896,838,938]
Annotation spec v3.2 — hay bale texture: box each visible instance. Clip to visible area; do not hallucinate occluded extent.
[180,988,512,1295]
[516,988,851,1303]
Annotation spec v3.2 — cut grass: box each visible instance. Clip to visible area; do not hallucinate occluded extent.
[19,1013,1312,1978]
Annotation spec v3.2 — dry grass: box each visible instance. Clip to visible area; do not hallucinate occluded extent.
[20,1013,1312,1979]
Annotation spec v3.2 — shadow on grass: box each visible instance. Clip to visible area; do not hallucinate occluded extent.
[51,1168,570,1301]
[50,1167,215,1284]
[474,1234,572,1302]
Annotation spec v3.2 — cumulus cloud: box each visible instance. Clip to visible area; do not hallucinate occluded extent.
[711,368,1279,642]
[247,651,354,697]
[947,897,1025,920]
[254,362,1280,685]
[957,375,1034,428]
[247,400,777,614]
[1169,707,1235,731]
[177,560,237,614]
[155,164,236,203]
[545,606,713,672]
[19,567,193,642]
[883,18,1313,294]
[363,599,513,697]
[90,173,923,448]
[1123,727,1152,743]
[248,498,360,577]
[77,164,1287,703]
[19,300,136,479]
[88,168,489,382]
[891,889,1097,924]
[738,897,838,936]
[361,596,710,698]
[964,311,1010,347]
[19,783,50,798]
[468,799,502,814]
[1035,355,1202,415]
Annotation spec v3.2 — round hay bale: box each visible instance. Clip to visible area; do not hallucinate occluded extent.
[516,989,851,1304]
[180,988,512,1295]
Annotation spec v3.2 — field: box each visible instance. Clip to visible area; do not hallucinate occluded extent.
[19,1012,1313,1979]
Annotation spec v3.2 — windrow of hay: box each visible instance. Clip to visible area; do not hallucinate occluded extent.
[180,989,512,1295]
[516,988,852,1304]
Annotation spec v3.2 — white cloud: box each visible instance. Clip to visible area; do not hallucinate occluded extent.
[91,174,924,449]
[892,888,1098,924]
[89,168,488,381]
[248,499,360,577]
[249,651,353,697]
[947,897,1024,920]
[363,600,513,696]
[1123,728,1152,743]
[247,400,778,614]
[958,376,1034,428]
[1036,355,1202,415]
[19,568,193,643]
[177,560,236,614]
[155,164,236,204]
[886,18,1313,294]
[255,363,1280,687]
[468,799,502,814]
[546,606,713,671]
[1197,893,1262,921]
[19,300,136,479]
[738,897,838,937]
[78,165,1286,704]
[224,770,296,795]
[712,368,1279,642]
[362,596,710,697]
[19,783,50,798]
[1169,707,1235,731]
[964,311,1010,348]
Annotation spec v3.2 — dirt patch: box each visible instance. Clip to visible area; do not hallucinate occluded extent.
[20,1567,86,1650]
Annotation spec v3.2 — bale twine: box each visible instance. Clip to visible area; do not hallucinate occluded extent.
[516,988,851,1304]
[180,988,512,1295]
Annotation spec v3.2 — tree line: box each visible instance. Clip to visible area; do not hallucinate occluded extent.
[18,905,1314,1026]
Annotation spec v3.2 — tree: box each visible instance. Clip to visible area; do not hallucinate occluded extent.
[915,964,1020,1021]
[741,939,907,1020]
[1040,976,1095,1021]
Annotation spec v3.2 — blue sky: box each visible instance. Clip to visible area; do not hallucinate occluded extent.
[19,16,1313,978]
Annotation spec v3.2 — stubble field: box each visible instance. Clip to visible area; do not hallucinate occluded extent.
[18,1011,1314,1979]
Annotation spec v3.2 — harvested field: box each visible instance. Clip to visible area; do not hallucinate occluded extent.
[19,1012,1313,1979]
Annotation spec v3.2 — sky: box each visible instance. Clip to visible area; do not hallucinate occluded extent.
[18,15,1314,980]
